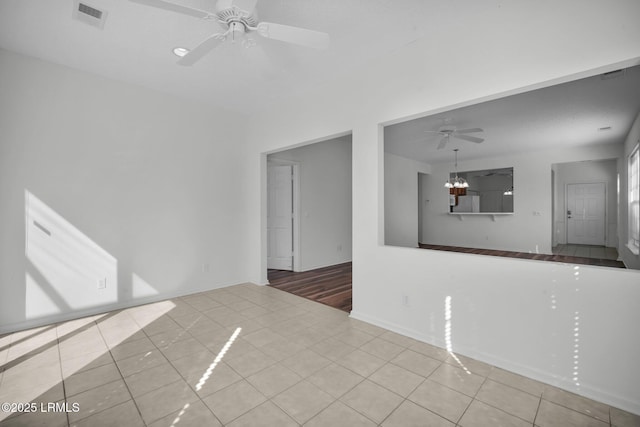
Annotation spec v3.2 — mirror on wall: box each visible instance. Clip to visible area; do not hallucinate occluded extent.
[447,167,513,213]
[383,63,640,270]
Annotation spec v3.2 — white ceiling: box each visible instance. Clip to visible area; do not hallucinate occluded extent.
[384,65,640,164]
[2,0,639,158]
[0,0,495,115]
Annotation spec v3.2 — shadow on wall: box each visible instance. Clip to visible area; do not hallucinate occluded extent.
[23,190,158,324]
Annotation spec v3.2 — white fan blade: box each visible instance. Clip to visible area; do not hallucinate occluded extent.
[436,136,448,150]
[256,22,330,49]
[456,135,484,144]
[217,0,257,13]
[130,0,213,19]
[178,34,225,66]
[454,128,484,134]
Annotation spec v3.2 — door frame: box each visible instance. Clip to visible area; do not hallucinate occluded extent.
[267,159,301,272]
[565,181,607,246]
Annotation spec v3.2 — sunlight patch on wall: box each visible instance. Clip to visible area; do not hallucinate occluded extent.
[572,266,581,389]
[444,295,471,375]
[25,190,117,319]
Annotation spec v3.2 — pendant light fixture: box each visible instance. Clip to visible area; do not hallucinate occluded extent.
[503,172,514,195]
[444,149,469,189]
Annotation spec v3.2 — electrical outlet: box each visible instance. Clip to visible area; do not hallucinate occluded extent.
[202,263,210,273]
[97,278,106,289]
[337,244,342,252]
[402,294,410,307]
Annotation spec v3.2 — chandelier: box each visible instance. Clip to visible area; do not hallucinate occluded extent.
[444,149,469,189]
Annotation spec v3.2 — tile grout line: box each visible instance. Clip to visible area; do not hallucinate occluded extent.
[192,325,292,425]
[160,297,297,426]
[532,395,543,427]
[93,316,148,427]
[537,395,613,426]
[137,308,220,427]
[455,367,489,426]
[473,377,542,425]
[55,323,71,427]
[201,303,353,425]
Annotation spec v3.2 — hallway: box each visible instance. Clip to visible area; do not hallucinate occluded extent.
[268,262,352,312]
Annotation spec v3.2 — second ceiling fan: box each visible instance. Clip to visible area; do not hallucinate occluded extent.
[426,126,485,150]
[130,0,330,65]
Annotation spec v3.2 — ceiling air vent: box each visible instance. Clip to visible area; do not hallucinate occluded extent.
[73,0,108,29]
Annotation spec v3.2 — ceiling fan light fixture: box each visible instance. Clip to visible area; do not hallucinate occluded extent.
[172,47,190,57]
[131,0,330,65]
[229,21,246,41]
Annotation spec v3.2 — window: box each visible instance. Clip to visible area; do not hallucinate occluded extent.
[629,144,640,254]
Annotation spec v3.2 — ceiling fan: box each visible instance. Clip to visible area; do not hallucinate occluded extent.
[425,126,485,150]
[130,0,330,66]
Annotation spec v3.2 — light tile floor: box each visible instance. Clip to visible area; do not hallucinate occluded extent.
[552,244,619,260]
[0,283,638,426]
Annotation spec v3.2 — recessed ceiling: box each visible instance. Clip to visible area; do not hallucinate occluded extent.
[384,65,640,164]
[0,0,495,115]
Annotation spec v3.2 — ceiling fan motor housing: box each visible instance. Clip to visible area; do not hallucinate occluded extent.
[217,6,257,30]
[438,126,456,134]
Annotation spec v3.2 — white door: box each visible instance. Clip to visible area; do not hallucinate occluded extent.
[267,164,293,270]
[566,183,606,245]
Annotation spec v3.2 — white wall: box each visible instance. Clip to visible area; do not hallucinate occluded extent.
[268,135,352,271]
[384,152,430,247]
[553,158,620,247]
[244,1,640,414]
[0,49,248,333]
[2,0,639,415]
[415,144,621,253]
[620,112,640,269]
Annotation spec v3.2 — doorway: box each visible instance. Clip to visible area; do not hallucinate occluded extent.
[267,162,299,271]
[263,134,352,284]
[566,182,606,245]
[552,159,618,258]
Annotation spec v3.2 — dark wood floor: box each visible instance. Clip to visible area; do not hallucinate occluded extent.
[268,262,352,312]
[419,244,626,268]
